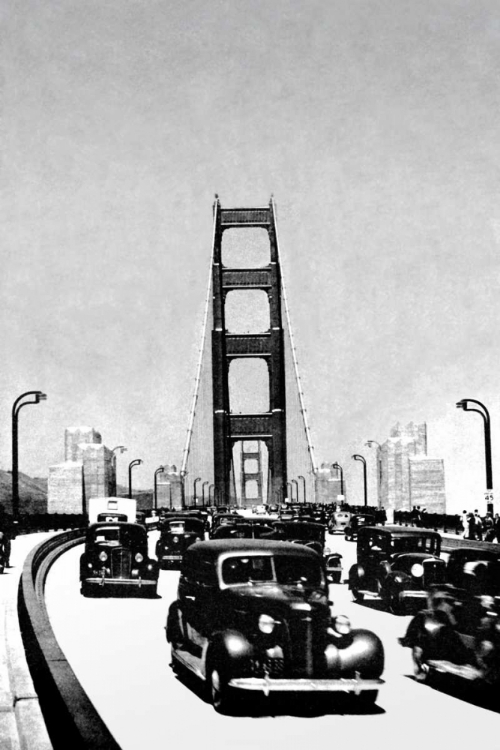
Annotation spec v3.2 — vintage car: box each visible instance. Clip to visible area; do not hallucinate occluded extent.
[328,511,352,534]
[445,547,500,596]
[166,539,384,713]
[400,586,500,706]
[348,526,444,614]
[344,513,377,542]
[270,520,326,555]
[80,522,159,597]
[210,512,243,537]
[155,516,205,568]
[211,521,275,540]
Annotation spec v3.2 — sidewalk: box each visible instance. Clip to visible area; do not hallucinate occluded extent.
[0,533,54,750]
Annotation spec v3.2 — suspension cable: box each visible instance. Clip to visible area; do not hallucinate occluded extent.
[181,198,219,476]
[271,196,317,474]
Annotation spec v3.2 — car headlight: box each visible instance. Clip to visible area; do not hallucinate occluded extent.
[258,614,276,634]
[135,553,144,563]
[99,551,108,562]
[324,547,331,555]
[411,563,424,578]
[173,536,179,543]
[195,536,201,542]
[333,615,351,635]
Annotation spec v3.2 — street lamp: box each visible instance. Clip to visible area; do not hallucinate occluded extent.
[209,484,215,504]
[287,482,293,502]
[298,475,307,503]
[331,463,344,496]
[180,469,187,509]
[352,454,368,507]
[154,466,165,511]
[202,481,209,507]
[111,446,127,495]
[193,477,202,506]
[456,398,493,514]
[366,440,383,506]
[291,479,299,502]
[12,391,47,519]
[128,459,143,499]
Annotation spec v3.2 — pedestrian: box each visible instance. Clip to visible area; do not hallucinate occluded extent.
[474,510,483,541]
[466,512,476,541]
[495,514,500,543]
[484,513,495,542]
[461,510,468,539]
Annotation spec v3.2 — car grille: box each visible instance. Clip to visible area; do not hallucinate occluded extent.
[423,559,445,587]
[250,657,285,678]
[286,612,327,676]
[111,548,132,578]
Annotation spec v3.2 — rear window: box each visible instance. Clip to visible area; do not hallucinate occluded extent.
[221,554,324,587]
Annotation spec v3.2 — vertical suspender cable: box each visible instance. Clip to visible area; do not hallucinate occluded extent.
[181,200,218,477]
[271,196,317,475]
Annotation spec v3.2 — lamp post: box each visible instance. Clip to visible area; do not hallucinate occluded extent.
[456,398,493,514]
[209,484,215,505]
[154,466,165,511]
[128,459,143,499]
[366,440,382,507]
[298,475,307,504]
[291,479,299,502]
[202,481,210,507]
[111,446,127,495]
[331,463,344,496]
[193,477,202,506]
[286,482,293,502]
[180,470,187,509]
[12,391,47,519]
[352,454,368,507]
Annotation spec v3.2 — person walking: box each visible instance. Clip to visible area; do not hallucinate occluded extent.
[474,510,483,542]
[461,510,468,539]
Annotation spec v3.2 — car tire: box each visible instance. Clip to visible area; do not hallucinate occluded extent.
[351,586,364,602]
[207,663,237,715]
[166,603,184,648]
[354,690,378,708]
[388,587,405,616]
[81,582,92,598]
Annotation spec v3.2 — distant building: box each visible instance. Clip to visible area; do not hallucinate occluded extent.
[315,463,346,505]
[48,426,115,514]
[379,422,446,514]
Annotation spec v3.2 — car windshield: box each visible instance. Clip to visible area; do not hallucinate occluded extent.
[92,525,145,547]
[221,554,324,587]
[392,535,439,555]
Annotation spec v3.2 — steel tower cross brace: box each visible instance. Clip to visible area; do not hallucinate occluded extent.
[211,198,287,505]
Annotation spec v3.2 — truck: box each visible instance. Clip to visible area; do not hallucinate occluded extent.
[88,497,137,525]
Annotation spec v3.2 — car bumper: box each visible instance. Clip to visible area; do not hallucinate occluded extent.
[229,675,384,695]
[399,590,427,600]
[83,577,157,588]
[160,554,182,561]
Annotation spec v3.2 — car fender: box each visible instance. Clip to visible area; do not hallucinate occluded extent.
[333,629,385,678]
[348,563,366,589]
[205,630,254,677]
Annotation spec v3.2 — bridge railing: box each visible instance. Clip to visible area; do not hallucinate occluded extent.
[18,530,121,750]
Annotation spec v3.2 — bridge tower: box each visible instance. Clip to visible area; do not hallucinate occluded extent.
[212,199,287,505]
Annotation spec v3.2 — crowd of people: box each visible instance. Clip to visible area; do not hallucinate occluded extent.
[460,509,500,542]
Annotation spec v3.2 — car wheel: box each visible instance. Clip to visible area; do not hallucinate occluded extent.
[351,586,364,602]
[208,664,236,715]
[166,603,184,648]
[81,582,92,598]
[388,587,404,615]
[355,690,378,708]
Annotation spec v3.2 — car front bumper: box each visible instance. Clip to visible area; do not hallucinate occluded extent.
[84,577,157,588]
[229,674,384,696]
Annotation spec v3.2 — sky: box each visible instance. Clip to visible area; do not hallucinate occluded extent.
[1,0,500,513]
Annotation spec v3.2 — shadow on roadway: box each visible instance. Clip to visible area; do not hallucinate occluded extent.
[171,662,385,717]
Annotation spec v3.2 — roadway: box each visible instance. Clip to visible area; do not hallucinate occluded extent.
[44,528,500,750]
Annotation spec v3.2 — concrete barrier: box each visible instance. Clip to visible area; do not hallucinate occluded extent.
[18,531,121,750]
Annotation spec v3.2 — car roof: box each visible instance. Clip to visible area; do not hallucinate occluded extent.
[185,538,321,561]
[89,521,143,531]
[359,525,440,537]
